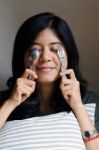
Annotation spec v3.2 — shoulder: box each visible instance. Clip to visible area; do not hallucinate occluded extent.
[83,90,99,104]
[83,91,99,132]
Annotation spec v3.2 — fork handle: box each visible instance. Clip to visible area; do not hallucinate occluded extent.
[61,66,67,80]
[62,74,67,80]
[60,57,67,80]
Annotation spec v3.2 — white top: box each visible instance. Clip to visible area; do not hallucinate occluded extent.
[0,104,96,150]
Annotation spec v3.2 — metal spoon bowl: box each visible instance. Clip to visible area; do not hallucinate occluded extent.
[28,48,40,80]
[29,48,40,62]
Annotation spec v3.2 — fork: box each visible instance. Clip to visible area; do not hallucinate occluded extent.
[57,47,67,80]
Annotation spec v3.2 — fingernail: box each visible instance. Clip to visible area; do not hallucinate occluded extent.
[35,75,38,78]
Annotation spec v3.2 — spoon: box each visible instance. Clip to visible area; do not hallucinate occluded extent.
[28,48,40,80]
[29,48,40,62]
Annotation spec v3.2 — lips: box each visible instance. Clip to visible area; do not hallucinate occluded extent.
[38,66,54,69]
[37,66,55,72]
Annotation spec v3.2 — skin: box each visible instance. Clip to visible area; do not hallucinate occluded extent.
[0,28,99,149]
[10,28,82,111]
[24,28,82,113]
[24,28,67,83]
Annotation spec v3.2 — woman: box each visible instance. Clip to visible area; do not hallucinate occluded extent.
[0,12,99,149]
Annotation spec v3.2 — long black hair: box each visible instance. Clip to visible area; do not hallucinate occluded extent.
[0,12,87,120]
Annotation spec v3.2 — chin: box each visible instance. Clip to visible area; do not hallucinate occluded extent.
[37,76,58,83]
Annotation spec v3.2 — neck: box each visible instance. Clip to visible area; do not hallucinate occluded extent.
[38,82,55,101]
[37,82,56,115]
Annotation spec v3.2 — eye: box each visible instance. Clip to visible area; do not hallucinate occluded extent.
[50,48,58,53]
[50,44,63,54]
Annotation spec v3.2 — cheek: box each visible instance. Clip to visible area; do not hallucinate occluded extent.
[53,55,61,70]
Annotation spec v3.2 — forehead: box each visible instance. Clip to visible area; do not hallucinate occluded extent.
[34,28,61,45]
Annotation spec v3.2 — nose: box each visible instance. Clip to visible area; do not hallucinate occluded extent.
[40,48,51,62]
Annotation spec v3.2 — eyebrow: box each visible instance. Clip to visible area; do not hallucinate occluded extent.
[32,42,62,46]
[49,42,62,45]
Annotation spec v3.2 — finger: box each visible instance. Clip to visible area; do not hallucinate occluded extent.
[62,90,71,102]
[60,69,76,80]
[20,83,35,98]
[60,79,73,88]
[23,85,34,95]
[63,90,71,99]
[17,78,36,88]
[22,78,36,88]
[21,69,38,80]
[62,85,72,91]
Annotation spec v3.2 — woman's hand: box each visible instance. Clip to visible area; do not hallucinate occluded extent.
[59,69,83,110]
[9,69,38,107]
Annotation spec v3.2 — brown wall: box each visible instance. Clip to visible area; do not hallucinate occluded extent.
[0,0,99,94]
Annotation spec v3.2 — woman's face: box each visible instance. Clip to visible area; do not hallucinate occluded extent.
[25,28,68,83]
